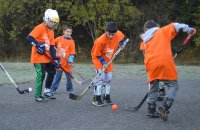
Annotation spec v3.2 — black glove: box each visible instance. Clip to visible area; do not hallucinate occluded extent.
[53,57,61,69]
[36,43,46,54]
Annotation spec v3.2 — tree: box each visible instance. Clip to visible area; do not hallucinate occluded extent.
[193,6,200,47]
[63,0,141,41]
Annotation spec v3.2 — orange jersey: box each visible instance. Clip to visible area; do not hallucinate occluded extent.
[29,23,55,63]
[55,36,76,72]
[91,31,124,72]
[143,23,178,83]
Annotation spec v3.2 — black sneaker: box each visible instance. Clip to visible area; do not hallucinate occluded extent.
[93,96,106,107]
[147,110,160,118]
[147,103,160,118]
[103,94,113,105]
[158,106,169,121]
[43,92,56,99]
[34,96,48,103]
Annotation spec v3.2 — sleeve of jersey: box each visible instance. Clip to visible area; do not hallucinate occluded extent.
[174,23,193,34]
[29,26,42,40]
[162,23,177,41]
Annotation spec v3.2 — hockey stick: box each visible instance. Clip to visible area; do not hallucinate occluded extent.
[125,31,196,112]
[174,30,196,58]
[31,43,87,85]
[0,63,32,94]
[69,38,130,100]
[54,46,92,83]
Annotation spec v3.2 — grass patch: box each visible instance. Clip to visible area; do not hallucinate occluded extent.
[0,62,200,85]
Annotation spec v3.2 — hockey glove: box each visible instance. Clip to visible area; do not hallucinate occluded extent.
[53,57,61,69]
[37,43,46,54]
[103,63,108,69]
[119,39,126,50]
[189,28,196,35]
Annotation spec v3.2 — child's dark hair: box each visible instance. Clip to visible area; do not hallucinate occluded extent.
[63,26,72,31]
[106,22,117,33]
[143,20,160,29]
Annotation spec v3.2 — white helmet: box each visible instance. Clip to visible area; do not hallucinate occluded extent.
[43,9,59,30]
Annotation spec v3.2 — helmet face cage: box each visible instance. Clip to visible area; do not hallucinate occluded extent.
[44,18,59,30]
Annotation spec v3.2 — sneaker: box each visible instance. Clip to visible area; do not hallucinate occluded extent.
[92,96,106,107]
[147,110,160,118]
[34,96,48,103]
[103,94,113,105]
[158,106,169,121]
[44,88,51,93]
[43,92,56,99]
[68,91,74,94]
[147,103,160,118]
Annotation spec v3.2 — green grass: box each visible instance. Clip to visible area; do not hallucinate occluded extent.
[0,62,200,86]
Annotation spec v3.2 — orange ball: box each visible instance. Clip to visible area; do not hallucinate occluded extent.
[112,104,118,111]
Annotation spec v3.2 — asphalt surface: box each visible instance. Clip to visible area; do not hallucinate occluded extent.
[0,78,200,130]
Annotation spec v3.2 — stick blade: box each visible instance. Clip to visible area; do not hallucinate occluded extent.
[125,106,139,112]
[69,93,81,100]
[16,88,32,94]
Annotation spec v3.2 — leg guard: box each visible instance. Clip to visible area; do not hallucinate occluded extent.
[93,85,105,106]
[102,85,106,95]
[163,97,174,111]
[105,85,111,95]
[93,85,102,96]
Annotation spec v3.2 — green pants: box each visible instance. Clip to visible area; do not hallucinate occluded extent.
[34,63,56,97]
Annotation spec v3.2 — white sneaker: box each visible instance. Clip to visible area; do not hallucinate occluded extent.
[44,88,50,93]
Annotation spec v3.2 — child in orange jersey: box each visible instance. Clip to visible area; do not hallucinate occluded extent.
[140,41,166,102]
[27,9,61,102]
[141,20,196,120]
[91,22,125,107]
[50,26,76,95]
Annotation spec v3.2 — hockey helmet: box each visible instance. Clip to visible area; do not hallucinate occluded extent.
[43,9,59,30]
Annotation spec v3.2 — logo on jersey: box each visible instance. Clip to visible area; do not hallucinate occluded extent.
[57,42,69,58]
[43,34,50,51]
[106,48,114,59]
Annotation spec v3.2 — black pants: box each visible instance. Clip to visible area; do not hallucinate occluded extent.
[43,62,56,89]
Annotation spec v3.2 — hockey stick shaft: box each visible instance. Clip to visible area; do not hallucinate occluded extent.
[54,47,86,80]
[126,33,196,112]
[0,63,18,88]
[69,38,130,100]
[0,63,31,94]
[44,53,85,85]
[173,33,195,58]
[30,42,85,85]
